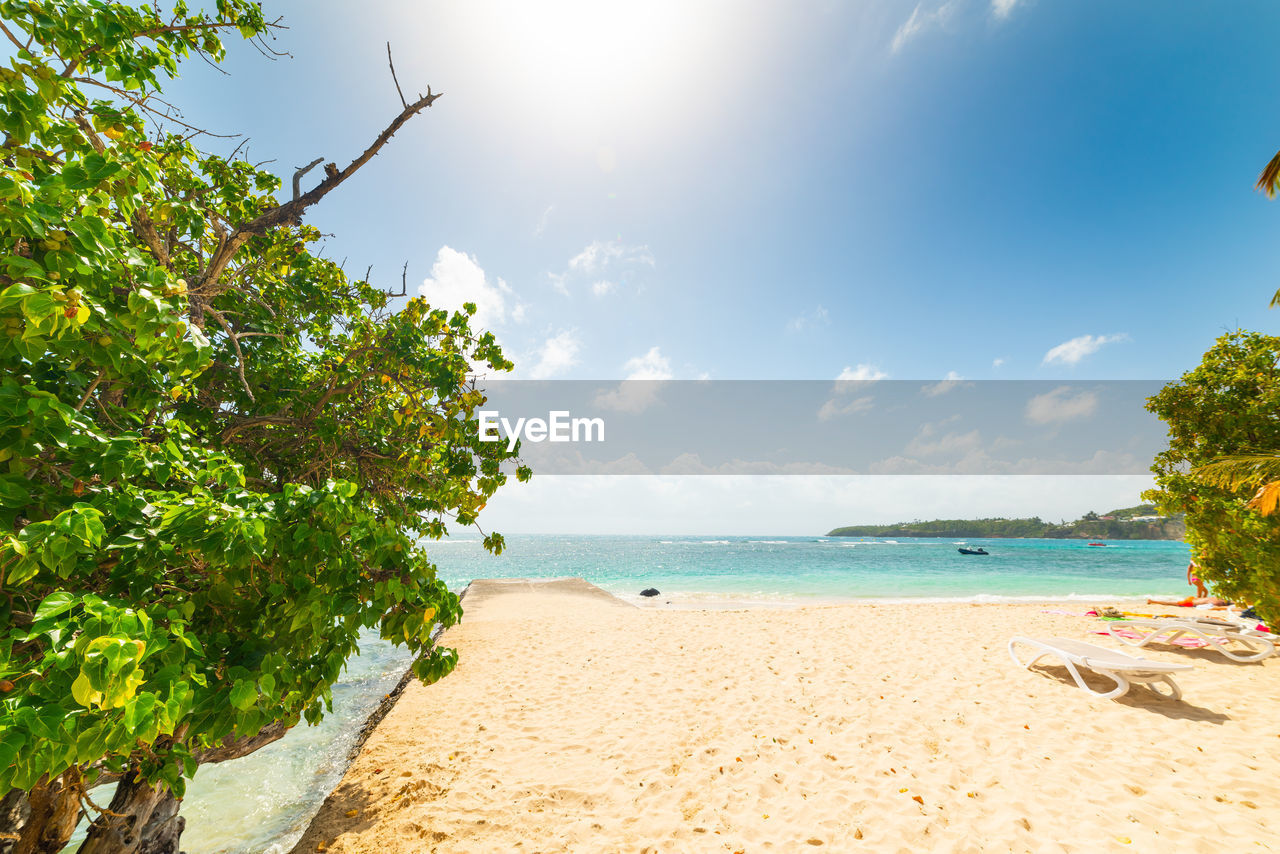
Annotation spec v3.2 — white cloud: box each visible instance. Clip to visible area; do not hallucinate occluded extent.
[836,364,888,382]
[568,240,655,276]
[528,331,581,379]
[818,395,874,421]
[418,246,514,332]
[621,346,672,381]
[549,240,655,297]
[991,0,1020,19]
[922,370,968,397]
[891,1,956,53]
[594,346,673,413]
[905,425,982,457]
[992,357,1005,368]
[534,204,554,238]
[819,364,886,420]
[1025,386,1099,425]
[1042,333,1129,366]
[787,305,830,333]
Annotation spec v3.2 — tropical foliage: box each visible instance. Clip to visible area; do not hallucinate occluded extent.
[0,1,525,848]
[1145,331,1280,625]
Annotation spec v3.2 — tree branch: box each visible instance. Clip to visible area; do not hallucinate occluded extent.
[292,157,323,201]
[190,88,441,313]
[0,19,26,53]
[245,88,442,234]
[207,307,256,402]
[62,19,285,78]
[75,370,106,412]
[386,42,408,110]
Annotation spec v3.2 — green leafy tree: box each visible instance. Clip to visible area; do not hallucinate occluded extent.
[0,2,527,850]
[1145,331,1280,624]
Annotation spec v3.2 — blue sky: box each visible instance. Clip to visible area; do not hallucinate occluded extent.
[173,0,1280,385]
[164,0,1280,530]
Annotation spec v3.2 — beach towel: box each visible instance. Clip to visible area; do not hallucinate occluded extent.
[1095,627,1209,649]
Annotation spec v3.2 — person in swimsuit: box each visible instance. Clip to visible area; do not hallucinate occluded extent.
[1187,560,1207,598]
[1146,595,1232,608]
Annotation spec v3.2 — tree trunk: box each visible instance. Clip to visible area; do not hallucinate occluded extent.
[71,727,291,854]
[76,774,173,854]
[0,789,31,854]
[12,770,82,854]
[136,793,183,854]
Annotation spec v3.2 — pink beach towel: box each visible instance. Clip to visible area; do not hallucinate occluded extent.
[1094,627,1209,648]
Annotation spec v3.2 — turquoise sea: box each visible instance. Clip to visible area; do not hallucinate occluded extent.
[167,534,1189,853]
[431,535,1192,604]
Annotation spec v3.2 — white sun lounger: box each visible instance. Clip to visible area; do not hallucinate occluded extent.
[1107,619,1275,663]
[1009,636,1193,700]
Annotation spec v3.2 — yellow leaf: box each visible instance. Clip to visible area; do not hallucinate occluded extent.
[344,809,358,817]
[71,672,102,708]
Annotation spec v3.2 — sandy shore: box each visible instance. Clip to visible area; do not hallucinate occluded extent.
[293,579,1279,853]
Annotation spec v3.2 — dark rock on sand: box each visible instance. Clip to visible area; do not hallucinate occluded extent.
[640,588,660,597]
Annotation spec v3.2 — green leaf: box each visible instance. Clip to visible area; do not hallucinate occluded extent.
[228,679,257,711]
[32,591,77,622]
[124,693,157,734]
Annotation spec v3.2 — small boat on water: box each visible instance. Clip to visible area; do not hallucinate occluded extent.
[1087,542,1107,547]
[958,547,989,555]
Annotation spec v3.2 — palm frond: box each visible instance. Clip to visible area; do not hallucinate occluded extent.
[1272,287,1280,309]
[1257,150,1280,198]
[1190,453,1280,491]
[1248,481,1280,516]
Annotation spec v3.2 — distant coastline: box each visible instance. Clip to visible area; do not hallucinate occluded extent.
[827,504,1186,541]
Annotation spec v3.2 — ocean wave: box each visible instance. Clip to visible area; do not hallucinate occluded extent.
[617,590,1168,609]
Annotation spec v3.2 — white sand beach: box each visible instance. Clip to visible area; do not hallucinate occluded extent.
[292,579,1279,853]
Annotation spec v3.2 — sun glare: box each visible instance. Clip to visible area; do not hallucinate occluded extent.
[461,0,737,148]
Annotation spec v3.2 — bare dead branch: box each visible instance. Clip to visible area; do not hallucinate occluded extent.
[246,87,442,234]
[190,89,441,315]
[227,135,250,163]
[384,260,408,297]
[292,157,324,201]
[387,42,408,110]
[72,76,242,139]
